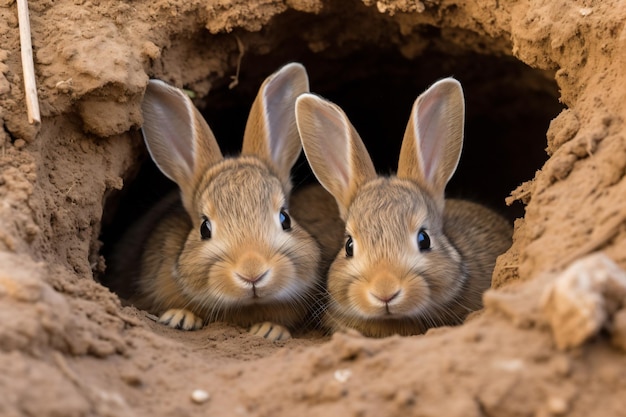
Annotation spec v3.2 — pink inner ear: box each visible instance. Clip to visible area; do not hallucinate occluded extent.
[414,91,446,184]
[314,102,352,195]
[263,80,294,164]
[161,99,195,171]
[320,105,352,191]
[142,83,197,183]
[297,94,357,206]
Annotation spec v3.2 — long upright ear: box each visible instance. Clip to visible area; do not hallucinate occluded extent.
[295,93,377,219]
[397,78,464,208]
[141,79,223,212]
[241,63,309,187]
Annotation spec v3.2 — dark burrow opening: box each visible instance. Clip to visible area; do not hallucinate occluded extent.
[98,25,563,294]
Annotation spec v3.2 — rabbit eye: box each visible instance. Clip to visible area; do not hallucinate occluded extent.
[279,209,291,231]
[345,236,354,257]
[200,217,212,240]
[417,229,431,251]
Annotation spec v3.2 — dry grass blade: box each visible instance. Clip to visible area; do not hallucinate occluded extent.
[17,0,40,125]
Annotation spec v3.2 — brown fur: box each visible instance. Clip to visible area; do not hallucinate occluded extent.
[289,184,344,270]
[296,78,513,338]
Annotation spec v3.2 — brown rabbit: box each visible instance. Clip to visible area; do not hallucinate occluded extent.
[108,63,321,341]
[295,78,513,338]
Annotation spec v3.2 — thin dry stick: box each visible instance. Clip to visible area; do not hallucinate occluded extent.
[228,35,245,90]
[17,0,40,124]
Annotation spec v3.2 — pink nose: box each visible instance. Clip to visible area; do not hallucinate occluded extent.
[237,270,268,284]
[371,289,401,304]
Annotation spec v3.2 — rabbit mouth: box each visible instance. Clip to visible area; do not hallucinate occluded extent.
[242,285,268,301]
[235,282,300,304]
[367,290,402,311]
[362,289,426,318]
[333,298,428,321]
[233,270,272,299]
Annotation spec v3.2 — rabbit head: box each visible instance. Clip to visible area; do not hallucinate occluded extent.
[140,63,321,327]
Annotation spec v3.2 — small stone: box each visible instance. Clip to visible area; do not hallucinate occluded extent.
[191,389,210,404]
[13,139,26,149]
[333,369,352,383]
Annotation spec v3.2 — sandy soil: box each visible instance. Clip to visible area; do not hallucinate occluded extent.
[1,0,626,416]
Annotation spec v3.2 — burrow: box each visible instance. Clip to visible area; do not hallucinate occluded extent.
[99,2,563,278]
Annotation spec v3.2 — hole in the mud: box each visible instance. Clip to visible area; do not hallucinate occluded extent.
[99,16,563,330]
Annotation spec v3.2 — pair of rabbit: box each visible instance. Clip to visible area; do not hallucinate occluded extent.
[110,63,511,341]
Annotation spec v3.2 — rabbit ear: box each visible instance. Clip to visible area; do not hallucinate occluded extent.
[397,78,464,208]
[141,79,223,212]
[296,93,377,218]
[241,63,309,186]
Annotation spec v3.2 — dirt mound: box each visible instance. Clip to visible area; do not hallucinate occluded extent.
[1,0,626,415]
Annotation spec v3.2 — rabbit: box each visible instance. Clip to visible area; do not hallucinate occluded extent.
[294,78,513,338]
[108,63,322,341]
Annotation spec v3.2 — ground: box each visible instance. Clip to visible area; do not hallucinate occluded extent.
[1,0,626,416]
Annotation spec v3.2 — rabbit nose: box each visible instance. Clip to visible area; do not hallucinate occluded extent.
[235,251,270,284]
[370,289,401,304]
[236,270,268,284]
[368,269,402,306]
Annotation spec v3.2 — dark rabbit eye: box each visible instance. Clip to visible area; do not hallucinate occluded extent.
[417,229,431,251]
[279,209,291,231]
[200,217,212,240]
[345,236,354,257]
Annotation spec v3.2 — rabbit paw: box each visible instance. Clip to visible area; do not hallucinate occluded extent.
[158,309,204,330]
[249,322,292,341]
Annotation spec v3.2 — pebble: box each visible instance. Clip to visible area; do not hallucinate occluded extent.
[334,369,352,383]
[191,389,210,404]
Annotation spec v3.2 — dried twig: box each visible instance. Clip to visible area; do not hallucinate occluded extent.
[228,35,245,90]
[17,0,40,124]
